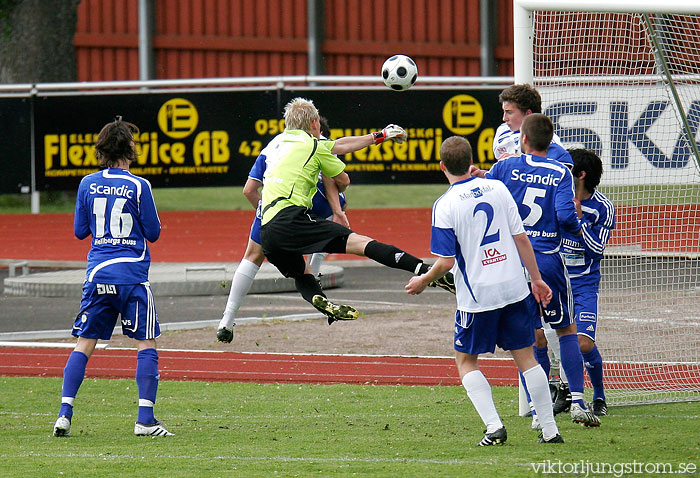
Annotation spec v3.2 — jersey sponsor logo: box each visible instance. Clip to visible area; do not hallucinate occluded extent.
[510,169,561,186]
[579,312,597,322]
[482,247,507,266]
[94,237,137,246]
[458,184,493,201]
[526,230,558,239]
[89,183,134,198]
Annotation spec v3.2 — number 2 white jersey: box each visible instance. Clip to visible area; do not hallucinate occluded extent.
[430,176,530,313]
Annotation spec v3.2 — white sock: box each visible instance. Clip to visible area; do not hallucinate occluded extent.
[462,370,503,433]
[218,259,260,329]
[309,252,328,276]
[522,365,559,439]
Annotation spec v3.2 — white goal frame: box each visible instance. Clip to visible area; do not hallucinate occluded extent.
[513,0,700,410]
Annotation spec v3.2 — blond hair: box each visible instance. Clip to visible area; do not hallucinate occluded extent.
[283,97,319,131]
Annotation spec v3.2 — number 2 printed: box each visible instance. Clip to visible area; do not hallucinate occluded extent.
[474,202,500,246]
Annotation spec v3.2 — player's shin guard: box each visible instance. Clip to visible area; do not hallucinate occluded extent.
[295,273,324,305]
[522,365,559,439]
[136,348,159,425]
[583,346,605,401]
[462,370,503,433]
[558,334,586,406]
[363,240,428,275]
[59,351,89,419]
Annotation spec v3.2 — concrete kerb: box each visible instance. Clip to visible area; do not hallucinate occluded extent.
[2,261,346,298]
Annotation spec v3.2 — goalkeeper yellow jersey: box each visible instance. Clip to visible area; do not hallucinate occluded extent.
[260,129,345,225]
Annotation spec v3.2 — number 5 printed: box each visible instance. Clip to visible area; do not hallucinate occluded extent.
[93,198,134,238]
[522,187,546,226]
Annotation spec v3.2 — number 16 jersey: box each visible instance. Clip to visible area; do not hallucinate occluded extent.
[74,168,161,284]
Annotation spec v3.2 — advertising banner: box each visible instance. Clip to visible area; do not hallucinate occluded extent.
[33,88,504,190]
[34,90,277,190]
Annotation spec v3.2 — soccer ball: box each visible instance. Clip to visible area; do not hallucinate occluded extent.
[381,54,418,91]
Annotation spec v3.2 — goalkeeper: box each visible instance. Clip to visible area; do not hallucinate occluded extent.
[215,116,347,343]
[258,97,437,324]
[562,148,616,417]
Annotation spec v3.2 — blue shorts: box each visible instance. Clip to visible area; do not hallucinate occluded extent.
[453,298,535,354]
[570,276,600,341]
[311,191,347,219]
[533,252,574,329]
[73,282,160,341]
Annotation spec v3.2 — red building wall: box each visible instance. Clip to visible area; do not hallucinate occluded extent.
[74,0,515,81]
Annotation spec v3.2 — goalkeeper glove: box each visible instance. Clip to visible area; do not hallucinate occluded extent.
[372,124,406,144]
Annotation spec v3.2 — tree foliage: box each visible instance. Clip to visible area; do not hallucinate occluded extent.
[0,0,80,83]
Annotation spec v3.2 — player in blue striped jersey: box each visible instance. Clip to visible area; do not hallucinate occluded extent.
[216,117,347,343]
[473,114,600,427]
[493,84,573,168]
[54,117,173,438]
[406,136,563,445]
[562,149,615,417]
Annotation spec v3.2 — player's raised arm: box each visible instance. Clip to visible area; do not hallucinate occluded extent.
[330,124,406,155]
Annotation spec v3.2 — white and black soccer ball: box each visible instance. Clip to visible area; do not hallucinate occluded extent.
[381,54,418,91]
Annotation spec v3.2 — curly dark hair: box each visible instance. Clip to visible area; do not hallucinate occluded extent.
[569,148,603,192]
[94,116,139,168]
[498,84,542,114]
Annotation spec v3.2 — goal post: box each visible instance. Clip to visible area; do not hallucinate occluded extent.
[513,0,700,407]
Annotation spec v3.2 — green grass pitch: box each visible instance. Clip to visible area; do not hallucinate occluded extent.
[1,377,697,477]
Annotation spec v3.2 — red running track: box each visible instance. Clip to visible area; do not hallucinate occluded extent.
[0,346,523,387]
[0,209,433,263]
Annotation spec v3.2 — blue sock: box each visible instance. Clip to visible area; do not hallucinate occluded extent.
[59,351,89,419]
[583,346,605,401]
[534,346,551,378]
[136,348,159,424]
[559,334,585,406]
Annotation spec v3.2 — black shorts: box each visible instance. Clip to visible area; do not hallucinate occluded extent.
[260,206,352,278]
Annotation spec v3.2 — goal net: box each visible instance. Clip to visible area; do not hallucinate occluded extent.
[516,2,700,406]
